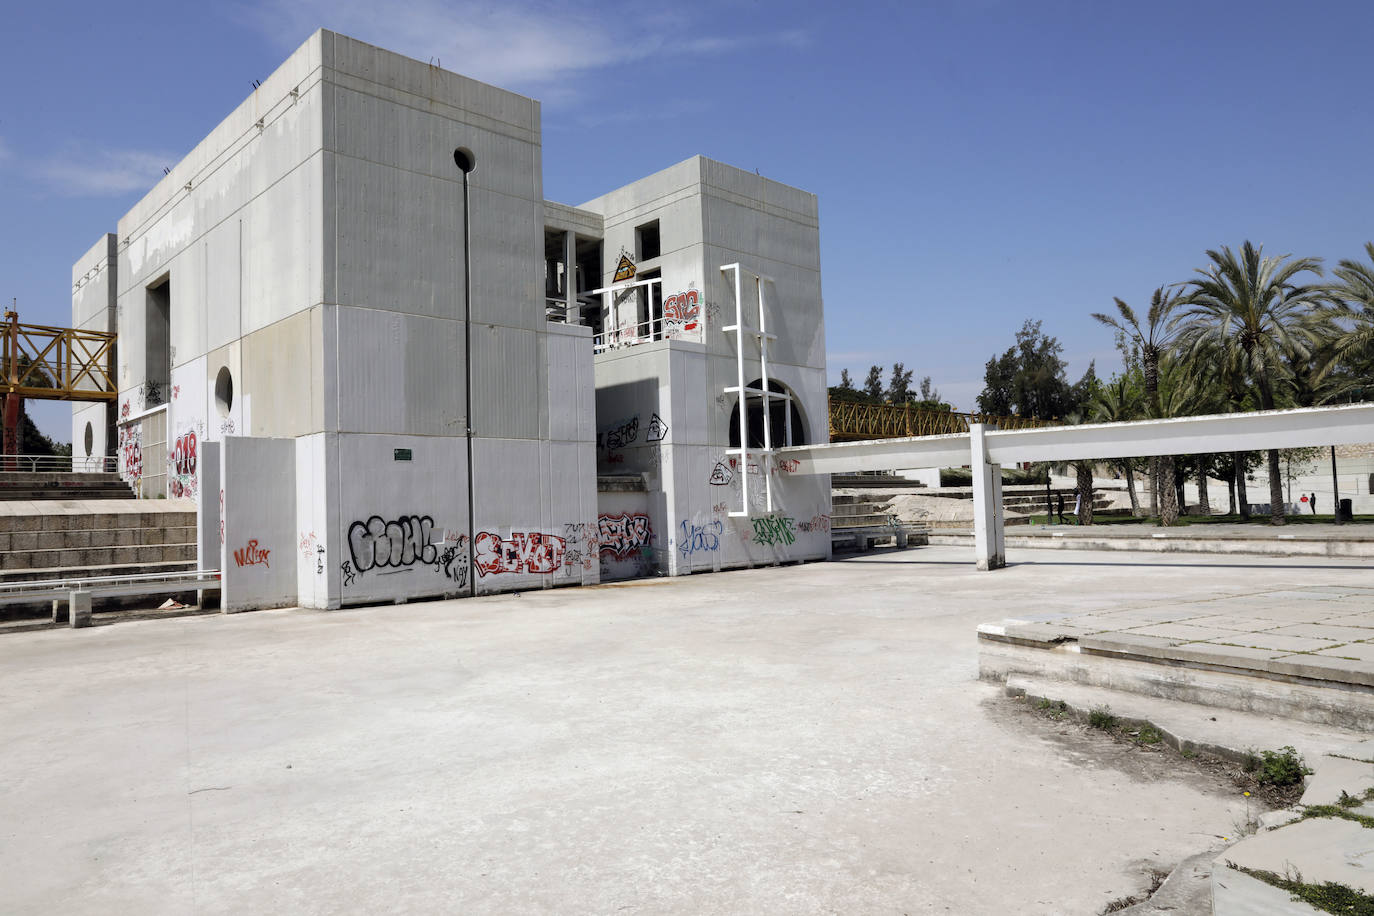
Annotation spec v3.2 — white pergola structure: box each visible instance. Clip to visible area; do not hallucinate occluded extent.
[779,403,1374,570]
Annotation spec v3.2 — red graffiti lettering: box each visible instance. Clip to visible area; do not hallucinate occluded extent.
[472,531,566,577]
[233,539,271,568]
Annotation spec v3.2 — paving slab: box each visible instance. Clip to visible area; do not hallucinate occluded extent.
[1122,623,1243,642]
[1300,755,1374,806]
[1314,641,1374,664]
[1217,817,1374,896]
[1211,632,1342,654]
[7,545,1321,916]
[1269,623,1374,642]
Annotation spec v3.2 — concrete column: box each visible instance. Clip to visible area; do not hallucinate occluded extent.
[563,231,577,324]
[969,423,1005,571]
[68,591,92,628]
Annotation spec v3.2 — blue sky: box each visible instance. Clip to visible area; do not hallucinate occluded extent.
[3,0,1373,440]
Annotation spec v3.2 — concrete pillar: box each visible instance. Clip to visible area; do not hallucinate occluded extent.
[68,591,92,628]
[969,423,1005,571]
[563,230,578,324]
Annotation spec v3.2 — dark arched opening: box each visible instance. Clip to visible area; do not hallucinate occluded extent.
[728,379,808,449]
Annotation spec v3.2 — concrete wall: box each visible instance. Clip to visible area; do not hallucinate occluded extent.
[220,437,297,611]
[71,234,118,465]
[586,158,831,575]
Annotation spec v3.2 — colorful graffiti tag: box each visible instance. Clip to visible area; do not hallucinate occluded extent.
[473,531,566,577]
[598,512,652,559]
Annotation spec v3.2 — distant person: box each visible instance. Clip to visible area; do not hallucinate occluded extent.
[1311,492,1318,515]
[1056,492,1065,524]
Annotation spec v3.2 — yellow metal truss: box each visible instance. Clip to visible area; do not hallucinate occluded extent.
[828,399,1051,442]
[2,311,117,401]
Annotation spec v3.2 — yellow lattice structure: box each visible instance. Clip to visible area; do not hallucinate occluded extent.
[3,311,116,401]
[828,398,1052,442]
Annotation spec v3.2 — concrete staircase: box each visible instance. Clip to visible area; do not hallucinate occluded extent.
[0,503,199,597]
[0,471,136,500]
[831,494,928,551]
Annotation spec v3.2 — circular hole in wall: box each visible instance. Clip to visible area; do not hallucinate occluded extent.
[83,422,93,456]
[215,366,234,417]
[453,147,476,173]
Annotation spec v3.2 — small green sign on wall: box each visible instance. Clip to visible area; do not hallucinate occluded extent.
[393,448,413,462]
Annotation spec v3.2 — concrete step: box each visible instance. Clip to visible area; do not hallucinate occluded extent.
[0,472,124,485]
[1,486,137,501]
[0,558,201,585]
[831,501,891,517]
[1,543,198,570]
[0,526,197,551]
[0,511,196,533]
[832,513,897,528]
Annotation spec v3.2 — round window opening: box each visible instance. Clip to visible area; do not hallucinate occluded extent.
[215,366,234,417]
[83,422,94,456]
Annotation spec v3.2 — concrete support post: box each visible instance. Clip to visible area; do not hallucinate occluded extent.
[68,591,92,628]
[969,423,1005,571]
[563,230,577,324]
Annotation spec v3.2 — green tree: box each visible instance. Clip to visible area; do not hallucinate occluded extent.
[1092,287,1186,525]
[838,368,854,391]
[1326,241,1374,387]
[886,363,914,404]
[977,320,1085,420]
[1092,374,1144,516]
[1178,242,1333,525]
[862,365,884,400]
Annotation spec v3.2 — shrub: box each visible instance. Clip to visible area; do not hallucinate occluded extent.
[1088,706,1118,729]
[1257,746,1311,787]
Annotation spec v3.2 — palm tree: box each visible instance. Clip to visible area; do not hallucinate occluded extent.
[1092,376,1143,516]
[1326,242,1374,381]
[1092,287,1186,525]
[1177,241,1332,525]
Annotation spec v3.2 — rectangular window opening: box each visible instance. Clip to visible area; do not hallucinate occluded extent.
[635,220,660,261]
[144,275,171,407]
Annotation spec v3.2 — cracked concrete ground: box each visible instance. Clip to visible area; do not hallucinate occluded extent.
[4,545,1370,914]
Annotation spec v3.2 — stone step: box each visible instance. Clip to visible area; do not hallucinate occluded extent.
[832,513,896,528]
[832,501,891,517]
[1,543,199,570]
[0,559,200,585]
[0,526,197,551]
[0,486,137,501]
[0,472,124,484]
[0,511,196,534]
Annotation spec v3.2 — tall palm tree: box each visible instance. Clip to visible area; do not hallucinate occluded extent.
[1092,376,1143,516]
[1177,241,1332,525]
[1092,287,1186,525]
[1326,242,1374,381]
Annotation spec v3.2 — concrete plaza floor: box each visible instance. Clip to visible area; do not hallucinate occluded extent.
[4,546,1373,914]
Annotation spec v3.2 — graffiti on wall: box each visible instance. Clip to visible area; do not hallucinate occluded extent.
[140,380,163,409]
[645,413,668,442]
[233,539,271,568]
[796,515,831,534]
[598,512,652,559]
[343,514,469,587]
[347,515,437,575]
[600,417,639,450]
[118,424,142,482]
[663,288,701,338]
[677,519,722,559]
[709,460,734,486]
[473,531,566,577]
[751,514,796,547]
[169,430,198,498]
[562,522,599,574]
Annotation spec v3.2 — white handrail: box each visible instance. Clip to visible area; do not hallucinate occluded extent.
[0,454,119,473]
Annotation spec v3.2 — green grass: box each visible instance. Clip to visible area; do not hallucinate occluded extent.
[1228,864,1374,916]
[1088,706,1118,730]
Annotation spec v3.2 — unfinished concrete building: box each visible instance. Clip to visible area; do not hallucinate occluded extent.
[71,30,830,611]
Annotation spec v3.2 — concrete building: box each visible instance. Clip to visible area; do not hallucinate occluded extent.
[71,30,831,611]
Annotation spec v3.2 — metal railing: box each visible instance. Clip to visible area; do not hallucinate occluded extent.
[828,399,1053,442]
[0,569,221,608]
[593,316,668,354]
[2,311,116,401]
[0,454,118,473]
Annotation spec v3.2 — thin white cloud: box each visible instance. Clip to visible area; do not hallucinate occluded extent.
[240,0,806,91]
[34,148,173,196]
